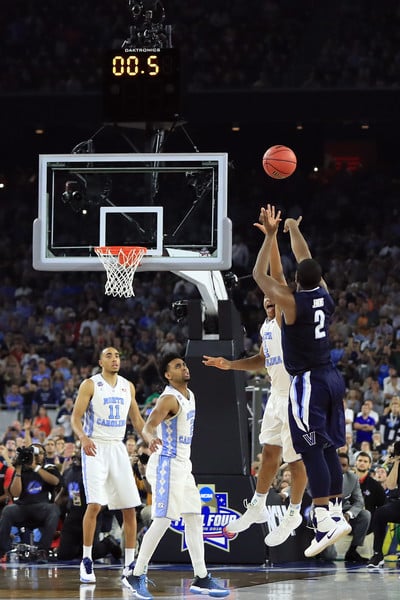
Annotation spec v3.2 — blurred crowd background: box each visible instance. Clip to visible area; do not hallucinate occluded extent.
[2,0,400,92]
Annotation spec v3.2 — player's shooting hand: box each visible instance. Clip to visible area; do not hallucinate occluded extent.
[283,216,303,233]
[259,204,281,235]
[202,355,231,370]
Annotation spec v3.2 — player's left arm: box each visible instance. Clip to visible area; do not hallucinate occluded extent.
[284,217,328,290]
[128,381,145,437]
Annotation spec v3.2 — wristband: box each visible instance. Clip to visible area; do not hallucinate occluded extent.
[15,474,22,478]
[34,465,41,473]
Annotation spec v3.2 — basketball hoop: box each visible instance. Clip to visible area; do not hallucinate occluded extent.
[94,246,147,298]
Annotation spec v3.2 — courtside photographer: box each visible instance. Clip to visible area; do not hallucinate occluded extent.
[0,443,62,563]
[368,441,400,567]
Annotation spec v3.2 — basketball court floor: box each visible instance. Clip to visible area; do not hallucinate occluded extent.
[1,560,399,600]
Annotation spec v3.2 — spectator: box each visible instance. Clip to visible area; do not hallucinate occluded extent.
[55,453,121,562]
[382,366,400,406]
[32,377,58,416]
[379,396,400,449]
[353,403,376,448]
[55,437,66,464]
[367,444,400,568]
[4,439,17,465]
[4,383,24,412]
[357,399,379,426]
[55,397,75,443]
[33,406,53,438]
[0,443,62,563]
[32,358,52,385]
[354,451,386,532]
[19,367,38,419]
[0,456,14,516]
[335,452,370,564]
[158,332,182,357]
[373,466,389,492]
[79,308,101,339]
[44,438,60,467]
[344,398,354,436]
[363,378,385,416]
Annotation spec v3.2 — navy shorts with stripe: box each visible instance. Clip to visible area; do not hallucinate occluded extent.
[288,365,346,454]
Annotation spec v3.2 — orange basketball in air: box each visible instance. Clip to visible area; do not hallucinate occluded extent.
[262,145,297,179]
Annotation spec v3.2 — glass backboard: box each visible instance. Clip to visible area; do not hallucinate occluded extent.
[33,153,231,271]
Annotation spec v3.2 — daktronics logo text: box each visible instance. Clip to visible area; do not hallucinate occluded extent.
[169,484,242,551]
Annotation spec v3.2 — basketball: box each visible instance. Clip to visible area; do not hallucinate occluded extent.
[262,145,297,179]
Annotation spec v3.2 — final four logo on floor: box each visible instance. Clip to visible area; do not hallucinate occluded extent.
[169,484,242,551]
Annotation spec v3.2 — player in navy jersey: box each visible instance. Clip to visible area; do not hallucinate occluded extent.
[203,225,307,548]
[71,346,145,584]
[253,205,350,558]
[122,353,229,599]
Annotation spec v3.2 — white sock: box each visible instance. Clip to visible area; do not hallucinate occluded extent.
[252,492,267,506]
[289,502,301,513]
[125,548,135,567]
[314,506,333,531]
[83,545,92,560]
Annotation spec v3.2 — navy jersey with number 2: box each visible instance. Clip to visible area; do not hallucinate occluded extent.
[281,286,346,452]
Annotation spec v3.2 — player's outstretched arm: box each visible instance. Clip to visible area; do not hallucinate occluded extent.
[202,356,231,370]
[284,217,327,289]
[283,217,311,262]
[203,354,265,371]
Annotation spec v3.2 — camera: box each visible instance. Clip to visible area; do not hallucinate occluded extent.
[172,300,188,322]
[14,446,39,466]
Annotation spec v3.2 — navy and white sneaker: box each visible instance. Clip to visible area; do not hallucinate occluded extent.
[80,557,96,583]
[304,508,351,558]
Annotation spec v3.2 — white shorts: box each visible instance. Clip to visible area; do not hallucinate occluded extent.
[82,440,141,510]
[146,454,201,521]
[259,389,301,463]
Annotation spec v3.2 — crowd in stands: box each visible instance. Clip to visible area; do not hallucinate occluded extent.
[2,0,400,93]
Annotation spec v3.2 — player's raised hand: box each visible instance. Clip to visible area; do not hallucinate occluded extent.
[283,215,303,233]
[259,204,281,236]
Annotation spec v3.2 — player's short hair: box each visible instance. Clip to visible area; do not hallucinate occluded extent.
[296,258,322,289]
[159,352,183,382]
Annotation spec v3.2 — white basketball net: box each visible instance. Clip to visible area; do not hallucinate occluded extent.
[95,246,147,298]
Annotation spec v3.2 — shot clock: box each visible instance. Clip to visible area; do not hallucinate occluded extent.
[102,48,181,123]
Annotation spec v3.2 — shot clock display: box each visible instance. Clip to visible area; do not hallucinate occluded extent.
[102,48,181,123]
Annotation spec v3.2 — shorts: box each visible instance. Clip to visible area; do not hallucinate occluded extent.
[288,366,346,454]
[82,440,141,510]
[146,454,201,521]
[259,389,301,463]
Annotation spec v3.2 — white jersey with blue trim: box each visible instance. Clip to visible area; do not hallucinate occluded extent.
[83,373,131,442]
[260,317,291,395]
[156,384,196,461]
